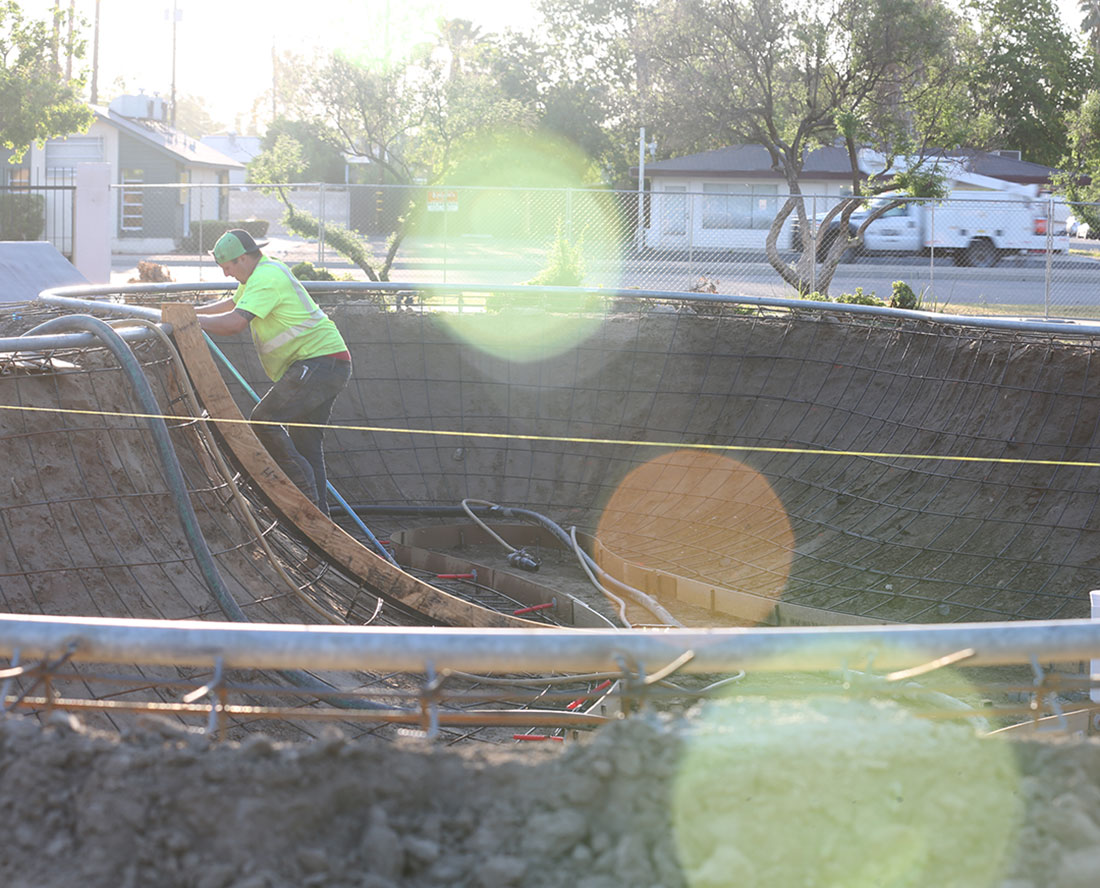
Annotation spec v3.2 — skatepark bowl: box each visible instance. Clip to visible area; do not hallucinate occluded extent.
[1,280,1100,743]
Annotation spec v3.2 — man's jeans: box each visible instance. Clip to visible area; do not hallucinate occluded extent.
[250,355,352,515]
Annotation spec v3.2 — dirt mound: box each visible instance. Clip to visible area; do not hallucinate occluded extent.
[2,706,1099,888]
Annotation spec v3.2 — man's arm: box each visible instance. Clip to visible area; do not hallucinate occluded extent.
[194,296,237,315]
[197,307,254,336]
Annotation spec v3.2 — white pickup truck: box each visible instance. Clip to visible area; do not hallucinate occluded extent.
[820,190,1067,266]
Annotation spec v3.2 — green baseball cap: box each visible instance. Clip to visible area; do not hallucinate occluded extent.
[211,228,268,263]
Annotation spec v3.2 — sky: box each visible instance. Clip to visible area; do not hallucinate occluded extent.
[19,0,1094,134]
[22,0,543,130]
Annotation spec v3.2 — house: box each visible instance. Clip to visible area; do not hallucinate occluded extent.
[200,132,263,186]
[636,145,1067,251]
[3,94,244,255]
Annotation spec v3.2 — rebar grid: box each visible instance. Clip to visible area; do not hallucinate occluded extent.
[1,629,1095,741]
[7,285,1100,741]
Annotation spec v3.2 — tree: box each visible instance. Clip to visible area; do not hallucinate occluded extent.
[252,117,346,184]
[250,46,535,280]
[0,1,92,162]
[967,0,1092,167]
[1054,88,1100,229]
[482,0,649,185]
[638,0,968,295]
[172,93,224,140]
[1078,0,1100,55]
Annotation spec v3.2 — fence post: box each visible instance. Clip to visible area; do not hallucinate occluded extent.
[1044,197,1053,318]
[198,186,205,281]
[318,183,326,266]
[1091,591,1100,714]
[566,188,574,243]
[688,188,695,283]
[810,194,816,296]
[929,201,935,303]
[72,162,111,284]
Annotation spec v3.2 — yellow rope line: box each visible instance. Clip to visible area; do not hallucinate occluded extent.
[3,401,1099,468]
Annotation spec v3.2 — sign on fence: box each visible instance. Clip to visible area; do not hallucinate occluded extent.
[427,189,459,213]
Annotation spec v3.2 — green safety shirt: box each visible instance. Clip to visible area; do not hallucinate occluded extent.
[233,256,347,381]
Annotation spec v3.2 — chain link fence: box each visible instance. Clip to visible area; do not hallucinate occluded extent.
[108,183,1100,317]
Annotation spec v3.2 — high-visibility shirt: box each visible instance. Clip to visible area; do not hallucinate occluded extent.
[233,256,347,381]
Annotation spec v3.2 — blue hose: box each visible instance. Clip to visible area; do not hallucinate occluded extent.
[25,315,388,710]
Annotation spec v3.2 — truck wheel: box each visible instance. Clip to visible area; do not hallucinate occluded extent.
[963,238,997,268]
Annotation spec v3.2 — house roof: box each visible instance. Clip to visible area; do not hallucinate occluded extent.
[200,132,263,167]
[639,144,1064,187]
[92,107,245,172]
[641,145,856,181]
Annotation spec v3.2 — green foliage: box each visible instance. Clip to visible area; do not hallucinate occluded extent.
[255,118,347,184]
[0,191,44,239]
[969,0,1093,166]
[179,220,269,254]
[802,287,885,306]
[0,1,93,162]
[525,224,585,287]
[247,134,306,187]
[283,204,379,280]
[890,281,920,309]
[1056,89,1100,229]
[290,261,336,281]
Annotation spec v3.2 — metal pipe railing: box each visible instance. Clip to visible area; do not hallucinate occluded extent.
[2,613,1099,675]
[35,280,1100,341]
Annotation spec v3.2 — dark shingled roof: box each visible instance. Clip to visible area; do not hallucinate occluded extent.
[638,145,1065,186]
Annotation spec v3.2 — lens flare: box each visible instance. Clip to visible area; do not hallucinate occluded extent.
[595,450,793,623]
[672,680,1020,888]
[416,131,620,362]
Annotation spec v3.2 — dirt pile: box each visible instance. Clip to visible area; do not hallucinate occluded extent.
[3,703,1099,888]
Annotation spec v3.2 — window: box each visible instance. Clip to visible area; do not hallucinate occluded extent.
[703,183,779,230]
[6,168,30,189]
[45,136,104,172]
[660,185,687,235]
[121,169,144,231]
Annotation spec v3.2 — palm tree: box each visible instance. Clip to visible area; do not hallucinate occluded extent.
[436,18,484,81]
[1080,0,1100,54]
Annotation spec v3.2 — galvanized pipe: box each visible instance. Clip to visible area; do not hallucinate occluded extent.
[0,613,1098,675]
[36,282,1100,340]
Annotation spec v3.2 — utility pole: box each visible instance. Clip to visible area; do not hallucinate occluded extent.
[90,0,101,103]
[271,42,278,122]
[65,0,74,81]
[170,1,180,127]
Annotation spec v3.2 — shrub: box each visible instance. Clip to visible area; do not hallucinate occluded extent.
[291,261,335,281]
[525,223,585,287]
[802,287,884,306]
[890,280,920,310]
[180,219,270,254]
[0,193,46,240]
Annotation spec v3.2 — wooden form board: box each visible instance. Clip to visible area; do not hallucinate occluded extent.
[162,303,539,629]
